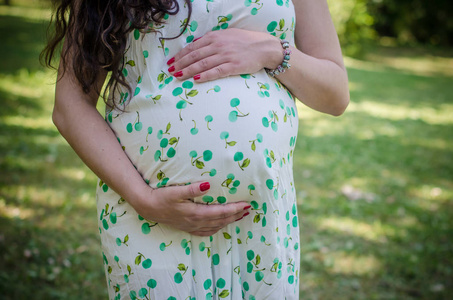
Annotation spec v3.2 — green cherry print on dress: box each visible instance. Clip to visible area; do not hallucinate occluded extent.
[98,0,300,299]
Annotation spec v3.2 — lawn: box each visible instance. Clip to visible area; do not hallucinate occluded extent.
[0,2,452,300]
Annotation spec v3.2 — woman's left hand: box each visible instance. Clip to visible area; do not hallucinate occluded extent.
[167,28,281,83]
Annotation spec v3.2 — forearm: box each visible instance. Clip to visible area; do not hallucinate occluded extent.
[167,24,349,116]
[53,95,149,207]
[268,0,349,116]
[274,47,350,116]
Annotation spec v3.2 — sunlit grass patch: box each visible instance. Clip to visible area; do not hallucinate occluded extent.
[0,6,50,21]
[330,252,382,276]
[317,216,402,242]
[349,100,453,126]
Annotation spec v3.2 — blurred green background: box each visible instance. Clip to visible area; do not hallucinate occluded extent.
[1,0,452,299]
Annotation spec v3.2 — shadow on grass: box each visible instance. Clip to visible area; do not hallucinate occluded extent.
[363,44,453,60]
[0,148,97,191]
[0,14,49,75]
[0,5,109,299]
[0,134,108,299]
[0,122,108,299]
[347,66,452,109]
[298,196,453,299]
[296,97,452,299]
[0,210,106,300]
[295,51,453,298]
[0,85,43,117]
[301,213,452,299]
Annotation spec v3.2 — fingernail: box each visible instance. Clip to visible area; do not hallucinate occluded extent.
[167,57,175,65]
[168,65,175,72]
[243,205,252,210]
[193,74,201,80]
[200,182,210,192]
[236,212,250,222]
[193,37,202,42]
[174,71,183,78]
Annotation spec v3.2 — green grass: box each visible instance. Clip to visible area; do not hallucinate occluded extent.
[0,3,108,299]
[295,48,453,299]
[1,2,452,300]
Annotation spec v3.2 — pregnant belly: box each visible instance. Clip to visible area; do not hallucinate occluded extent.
[108,72,298,203]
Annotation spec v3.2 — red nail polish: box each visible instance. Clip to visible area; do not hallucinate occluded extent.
[193,37,202,42]
[235,216,244,222]
[167,57,175,65]
[168,65,175,72]
[243,205,252,210]
[200,182,210,192]
[174,71,183,77]
[243,212,250,217]
[193,74,201,80]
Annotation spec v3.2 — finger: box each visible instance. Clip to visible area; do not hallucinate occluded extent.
[204,208,249,226]
[163,181,211,201]
[189,229,220,237]
[173,202,249,235]
[177,54,232,80]
[191,63,238,83]
[195,201,251,221]
[171,36,209,64]
[167,37,213,75]
[203,211,250,232]
[235,211,251,222]
[189,211,251,236]
[169,47,221,79]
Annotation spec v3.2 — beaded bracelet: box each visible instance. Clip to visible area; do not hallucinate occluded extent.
[265,40,291,77]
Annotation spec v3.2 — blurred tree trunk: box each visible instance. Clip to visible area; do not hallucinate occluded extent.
[5,0,11,5]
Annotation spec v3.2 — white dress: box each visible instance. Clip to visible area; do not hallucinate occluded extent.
[97,0,300,299]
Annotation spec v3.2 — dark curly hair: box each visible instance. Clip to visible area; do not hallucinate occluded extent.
[41,0,192,108]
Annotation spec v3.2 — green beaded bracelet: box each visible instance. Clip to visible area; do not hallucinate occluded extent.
[265,40,291,77]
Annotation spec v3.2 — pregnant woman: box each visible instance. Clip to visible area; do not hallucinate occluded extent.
[43,0,349,298]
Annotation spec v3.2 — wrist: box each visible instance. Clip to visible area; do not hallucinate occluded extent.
[263,35,285,70]
[265,39,292,77]
[124,181,154,211]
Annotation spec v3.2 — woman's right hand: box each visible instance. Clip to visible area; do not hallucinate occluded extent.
[131,182,251,236]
